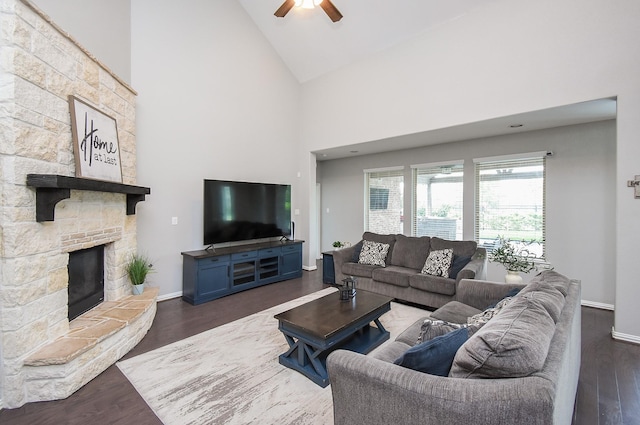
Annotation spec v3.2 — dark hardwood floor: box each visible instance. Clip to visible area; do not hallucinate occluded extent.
[1,266,638,424]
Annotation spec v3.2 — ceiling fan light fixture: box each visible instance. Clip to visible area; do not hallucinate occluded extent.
[295,0,323,9]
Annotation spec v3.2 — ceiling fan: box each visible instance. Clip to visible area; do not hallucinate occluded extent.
[274,0,343,23]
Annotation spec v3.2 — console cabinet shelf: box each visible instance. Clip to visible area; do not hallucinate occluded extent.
[181,240,304,305]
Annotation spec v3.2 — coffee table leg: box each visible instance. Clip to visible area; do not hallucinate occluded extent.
[279,331,330,387]
[373,318,387,334]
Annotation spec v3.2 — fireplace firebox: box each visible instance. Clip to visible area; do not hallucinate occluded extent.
[68,245,105,320]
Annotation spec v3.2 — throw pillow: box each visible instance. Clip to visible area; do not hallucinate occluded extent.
[448,255,472,279]
[394,327,469,376]
[450,296,556,378]
[358,240,390,267]
[416,319,465,344]
[467,296,514,327]
[350,240,363,262]
[421,249,454,277]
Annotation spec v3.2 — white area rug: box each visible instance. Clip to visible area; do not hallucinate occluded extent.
[117,288,429,425]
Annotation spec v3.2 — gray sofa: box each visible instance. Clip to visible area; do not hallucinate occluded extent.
[332,232,487,309]
[327,270,581,425]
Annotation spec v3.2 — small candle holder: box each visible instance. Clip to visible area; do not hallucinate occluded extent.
[339,276,357,301]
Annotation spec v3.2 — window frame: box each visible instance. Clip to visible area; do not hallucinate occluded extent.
[411,160,464,240]
[364,166,405,235]
[474,152,547,260]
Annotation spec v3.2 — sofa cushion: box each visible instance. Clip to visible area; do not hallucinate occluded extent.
[449,296,556,378]
[362,232,397,253]
[409,273,456,296]
[486,287,522,309]
[430,301,482,324]
[448,255,472,279]
[342,262,379,278]
[389,234,431,269]
[394,327,469,376]
[519,280,565,323]
[431,237,477,257]
[421,249,453,277]
[358,240,391,266]
[528,270,571,296]
[371,266,413,287]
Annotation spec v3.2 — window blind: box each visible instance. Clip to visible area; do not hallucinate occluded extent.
[474,155,546,258]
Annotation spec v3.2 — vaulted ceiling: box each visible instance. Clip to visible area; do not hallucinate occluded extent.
[238,0,490,83]
[239,0,616,160]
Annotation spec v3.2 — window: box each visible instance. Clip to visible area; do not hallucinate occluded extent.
[365,167,404,234]
[474,154,546,259]
[412,162,463,240]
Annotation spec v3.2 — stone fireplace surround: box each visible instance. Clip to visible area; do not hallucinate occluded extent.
[0,0,156,408]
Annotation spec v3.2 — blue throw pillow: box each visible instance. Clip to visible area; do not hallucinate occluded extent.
[448,255,472,278]
[351,240,363,262]
[394,327,469,376]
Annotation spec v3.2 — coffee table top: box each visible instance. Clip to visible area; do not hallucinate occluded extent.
[274,290,393,340]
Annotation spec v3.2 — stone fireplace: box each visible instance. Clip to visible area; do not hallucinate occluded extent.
[0,0,156,409]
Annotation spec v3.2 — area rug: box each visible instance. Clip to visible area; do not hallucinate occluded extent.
[117,288,429,425]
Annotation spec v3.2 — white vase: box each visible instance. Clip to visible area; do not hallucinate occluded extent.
[504,270,523,284]
[132,283,144,295]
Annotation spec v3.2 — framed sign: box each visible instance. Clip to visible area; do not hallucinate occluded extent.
[69,96,123,183]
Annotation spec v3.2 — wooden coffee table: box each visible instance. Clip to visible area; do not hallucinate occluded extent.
[274,289,393,387]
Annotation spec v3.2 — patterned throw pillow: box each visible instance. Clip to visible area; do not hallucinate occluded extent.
[358,240,390,267]
[417,319,480,344]
[421,249,454,277]
[467,296,514,327]
[417,319,465,344]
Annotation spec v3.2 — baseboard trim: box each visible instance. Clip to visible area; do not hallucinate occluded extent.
[581,300,615,311]
[157,291,182,301]
[611,327,640,345]
[303,265,318,271]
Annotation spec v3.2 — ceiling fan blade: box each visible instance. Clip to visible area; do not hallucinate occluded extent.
[319,0,343,22]
[274,0,295,18]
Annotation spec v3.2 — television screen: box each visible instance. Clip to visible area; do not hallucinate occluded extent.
[204,179,291,245]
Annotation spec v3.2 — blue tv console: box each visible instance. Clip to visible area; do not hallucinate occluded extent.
[181,240,303,305]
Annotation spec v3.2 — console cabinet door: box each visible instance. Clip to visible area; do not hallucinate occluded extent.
[280,244,302,279]
[197,257,230,300]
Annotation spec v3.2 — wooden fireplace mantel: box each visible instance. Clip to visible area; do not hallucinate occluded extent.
[26,174,151,222]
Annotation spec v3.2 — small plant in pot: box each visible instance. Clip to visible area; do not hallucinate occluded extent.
[488,236,536,283]
[332,241,345,249]
[126,253,153,295]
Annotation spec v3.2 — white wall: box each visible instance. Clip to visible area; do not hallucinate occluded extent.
[319,120,616,306]
[30,0,131,83]
[21,0,640,339]
[131,0,301,297]
[300,0,640,339]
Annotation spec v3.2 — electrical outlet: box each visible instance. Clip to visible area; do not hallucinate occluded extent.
[171,217,178,225]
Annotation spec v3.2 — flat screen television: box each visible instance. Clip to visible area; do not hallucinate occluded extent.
[203,179,292,246]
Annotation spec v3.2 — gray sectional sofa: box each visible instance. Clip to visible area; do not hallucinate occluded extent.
[332,232,487,309]
[327,270,581,425]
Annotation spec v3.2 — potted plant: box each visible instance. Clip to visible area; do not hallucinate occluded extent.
[332,241,345,249]
[488,236,536,283]
[125,253,153,295]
